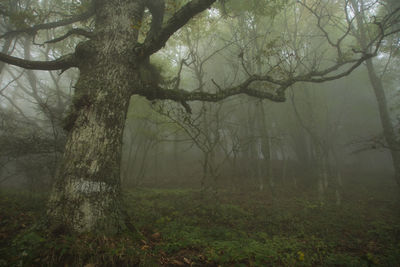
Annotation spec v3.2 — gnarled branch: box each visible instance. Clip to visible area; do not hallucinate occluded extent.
[133,49,383,105]
[138,0,217,58]
[133,76,287,104]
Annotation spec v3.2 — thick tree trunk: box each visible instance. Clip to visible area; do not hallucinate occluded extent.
[47,0,145,233]
[48,66,134,233]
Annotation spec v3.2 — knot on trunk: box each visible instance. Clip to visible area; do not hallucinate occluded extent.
[75,40,97,66]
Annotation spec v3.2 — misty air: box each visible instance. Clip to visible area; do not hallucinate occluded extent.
[0,0,399,266]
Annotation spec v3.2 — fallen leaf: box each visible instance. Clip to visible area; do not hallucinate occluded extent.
[151,232,161,240]
[141,245,150,250]
[171,259,184,266]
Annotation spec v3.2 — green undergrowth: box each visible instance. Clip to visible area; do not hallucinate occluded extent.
[0,187,399,266]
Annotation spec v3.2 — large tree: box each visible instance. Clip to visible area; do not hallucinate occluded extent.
[0,0,398,233]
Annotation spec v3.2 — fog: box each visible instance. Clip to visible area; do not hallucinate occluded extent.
[121,72,395,190]
[1,0,399,266]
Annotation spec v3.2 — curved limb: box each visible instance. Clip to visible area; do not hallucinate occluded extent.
[0,52,77,71]
[138,0,217,58]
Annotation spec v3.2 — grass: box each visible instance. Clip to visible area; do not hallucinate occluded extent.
[0,182,399,266]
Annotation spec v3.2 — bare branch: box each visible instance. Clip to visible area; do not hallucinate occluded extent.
[294,53,375,83]
[0,70,24,94]
[0,52,77,71]
[44,28,94,44]
[0,5,95,39]
[172,58,187,89]
[0,93,29,120]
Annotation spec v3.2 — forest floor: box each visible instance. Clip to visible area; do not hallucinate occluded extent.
[0,177,399,266]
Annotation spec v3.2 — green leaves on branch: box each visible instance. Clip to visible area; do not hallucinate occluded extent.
[217,0,290,18]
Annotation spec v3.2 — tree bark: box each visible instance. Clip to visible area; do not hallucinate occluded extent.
[47,0,144,233]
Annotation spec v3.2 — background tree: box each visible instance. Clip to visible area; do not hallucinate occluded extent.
[0,0,399,234]
[350,0,400,187]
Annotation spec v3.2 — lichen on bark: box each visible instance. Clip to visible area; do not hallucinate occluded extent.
[48,0,145,234]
